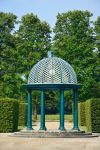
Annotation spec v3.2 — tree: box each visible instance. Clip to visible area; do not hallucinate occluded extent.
[15,13,51,117]
[45,90,59,114]
[0,12,22,98]
[15,13,51,78]
[92,16,100,98]
[53,10,97,100]
[95,16,100,53]
[32,91,40,120]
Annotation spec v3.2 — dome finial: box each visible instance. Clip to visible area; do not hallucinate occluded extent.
[47,51,54,57]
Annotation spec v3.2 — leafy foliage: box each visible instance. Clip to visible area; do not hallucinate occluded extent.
[78,101,86,126]
[54,10,98,100]
[86,98,100,133]
[0,98,19,132]
[0,12,23,98]
[45,90,59,114]
[92,17,100,98]
[15,13,51,79]
[0,11,99,115]
[0,12,51,100]
[18,103,27,126]
[95,16,100,52]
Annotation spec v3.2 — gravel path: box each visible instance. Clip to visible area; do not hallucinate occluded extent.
[0,122,100,150]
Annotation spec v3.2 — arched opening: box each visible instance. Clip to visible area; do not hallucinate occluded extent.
[31,90,74,130]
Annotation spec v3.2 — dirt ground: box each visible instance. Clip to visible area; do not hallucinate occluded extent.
[0,122,100,150]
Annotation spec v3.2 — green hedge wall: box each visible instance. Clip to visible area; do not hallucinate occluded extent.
[78,101,86,126]
[85,99,91,132]
[0,98,19,132]
[18,103,27,126]
[86,98,100,133]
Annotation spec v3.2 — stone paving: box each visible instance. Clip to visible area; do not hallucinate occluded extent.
[0,122,100,150]
[34,121,73,130]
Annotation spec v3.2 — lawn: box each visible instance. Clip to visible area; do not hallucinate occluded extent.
[33,114,73,122]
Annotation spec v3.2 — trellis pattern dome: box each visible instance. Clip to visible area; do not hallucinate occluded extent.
[28,52,77,84]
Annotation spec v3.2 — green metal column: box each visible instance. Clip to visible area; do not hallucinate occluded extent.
[27,89,33,130]
[59,89,65,130]
[73,89,79,131]
[40,90,46,130]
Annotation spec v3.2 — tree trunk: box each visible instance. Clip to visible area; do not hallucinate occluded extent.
[33,104,37,121]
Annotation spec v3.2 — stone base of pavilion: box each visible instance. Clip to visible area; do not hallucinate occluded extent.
[12,129,98,138]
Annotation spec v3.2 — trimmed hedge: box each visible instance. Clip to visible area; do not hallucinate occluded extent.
[78,101,86,126]
[86,98,100,133]
[18,103,27,126]
[0,98,19,132]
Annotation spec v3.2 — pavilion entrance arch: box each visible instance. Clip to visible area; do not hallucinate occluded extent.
[23,51,80,131]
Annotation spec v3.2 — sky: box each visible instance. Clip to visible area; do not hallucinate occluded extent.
[0,0,100,28]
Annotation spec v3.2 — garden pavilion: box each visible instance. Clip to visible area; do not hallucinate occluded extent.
[23,51,80,131]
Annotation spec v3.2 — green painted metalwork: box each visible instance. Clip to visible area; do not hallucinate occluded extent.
[27,89,33,130]
[40,90,46,130]
[33,60,40,83]
[52,56,54,83]
[73,89,79,130]
[59,59,63,83]
[59,89,65,130]
[28,52,77,84]
[23,83,80,90]
[23,51,81,132]
[41,58,48,83]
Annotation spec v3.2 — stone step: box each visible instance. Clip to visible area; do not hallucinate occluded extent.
[9,130,98,138]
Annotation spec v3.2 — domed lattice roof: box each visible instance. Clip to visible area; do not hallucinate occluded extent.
[28,52,77,84]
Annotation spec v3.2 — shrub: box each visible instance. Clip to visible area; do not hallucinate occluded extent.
[0,98,19,132]
[85,99,91,132]
[86,98,100,133]
[18,103,27,126]
[78,101,86,126]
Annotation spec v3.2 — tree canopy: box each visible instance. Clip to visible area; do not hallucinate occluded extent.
[0,11,99,114]
[0,12,22,98]
[0,12,51,99]
[53,10,99,100]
